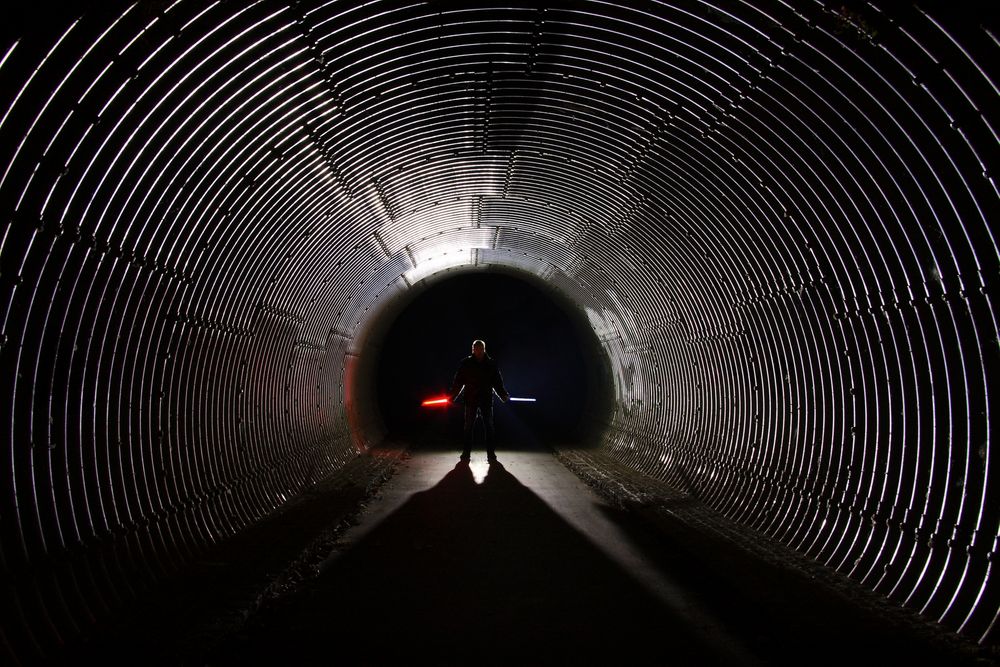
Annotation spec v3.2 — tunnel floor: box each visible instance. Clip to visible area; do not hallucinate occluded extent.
[184,440,982,667]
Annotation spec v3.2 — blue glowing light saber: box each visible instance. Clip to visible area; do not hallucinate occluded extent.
[508,397,536,402]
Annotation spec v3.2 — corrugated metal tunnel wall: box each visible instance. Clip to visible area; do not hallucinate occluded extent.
[0,0,996,661]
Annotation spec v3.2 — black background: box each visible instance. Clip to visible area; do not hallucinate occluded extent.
[375,272,602,447]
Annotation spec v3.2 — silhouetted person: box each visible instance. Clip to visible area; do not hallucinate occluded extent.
[450,339,509,460]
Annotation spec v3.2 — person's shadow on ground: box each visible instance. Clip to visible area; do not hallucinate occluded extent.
[213,460,719,666]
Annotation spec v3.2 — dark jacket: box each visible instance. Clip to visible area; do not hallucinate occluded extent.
[451,354,509,406]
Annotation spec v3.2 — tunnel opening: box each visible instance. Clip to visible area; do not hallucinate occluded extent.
[351,267,615,453]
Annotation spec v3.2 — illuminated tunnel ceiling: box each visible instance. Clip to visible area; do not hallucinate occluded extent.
[0,0,997,660]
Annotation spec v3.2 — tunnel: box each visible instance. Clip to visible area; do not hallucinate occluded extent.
[368,268,615,448]
[0,0,997,663]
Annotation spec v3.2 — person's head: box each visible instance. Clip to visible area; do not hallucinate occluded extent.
[471,339,486,360]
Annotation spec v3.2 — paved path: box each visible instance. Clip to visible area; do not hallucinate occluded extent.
[211,442,981,666]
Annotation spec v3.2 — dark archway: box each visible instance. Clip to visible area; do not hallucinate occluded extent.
[374,270,614,448]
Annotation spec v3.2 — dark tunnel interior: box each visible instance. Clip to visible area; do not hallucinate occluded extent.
[0,0,997,663]
[375,271,613,446]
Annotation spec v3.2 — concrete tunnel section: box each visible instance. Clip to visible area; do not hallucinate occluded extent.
[354,265,616,449]
[0,0,997,662]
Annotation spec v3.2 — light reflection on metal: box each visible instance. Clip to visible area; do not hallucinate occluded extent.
[0,1,995,662]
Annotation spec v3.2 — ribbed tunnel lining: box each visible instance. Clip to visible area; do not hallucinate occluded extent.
[0,1,996,660]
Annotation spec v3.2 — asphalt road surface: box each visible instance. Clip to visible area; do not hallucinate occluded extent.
[208,441,982,666]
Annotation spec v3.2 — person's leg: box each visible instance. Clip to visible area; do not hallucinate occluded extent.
[461,404,475,459]
[482,403,496,460]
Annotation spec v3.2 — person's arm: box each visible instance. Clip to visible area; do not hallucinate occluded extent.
[494,366,510,402]
[450,365,465,402]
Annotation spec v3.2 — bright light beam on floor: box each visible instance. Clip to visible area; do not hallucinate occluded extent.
[470,459,489,484]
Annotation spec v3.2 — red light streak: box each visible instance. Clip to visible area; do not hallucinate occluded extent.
[421,396,451,406]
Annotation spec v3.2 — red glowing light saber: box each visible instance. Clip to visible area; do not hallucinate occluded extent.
[421,396,451,407]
